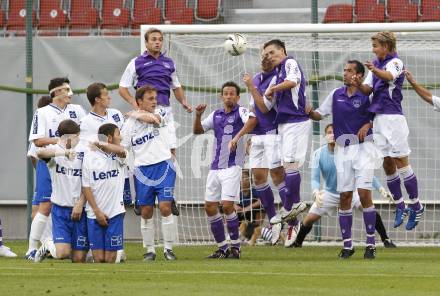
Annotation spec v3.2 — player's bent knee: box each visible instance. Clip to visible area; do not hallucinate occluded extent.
[204,202,218,216]
[303,214,320,226]
[221,202,235,215]
[140,206,154,219]
[38,202,52,216]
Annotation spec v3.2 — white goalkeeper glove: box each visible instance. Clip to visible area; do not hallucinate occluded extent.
[379,187,394,203]
[312,189,324,208]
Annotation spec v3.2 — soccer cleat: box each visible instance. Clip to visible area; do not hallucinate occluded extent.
[25,249,37,261]
[338,248,355,259]
[261,226,273,242]
[164,249,177,261]
[143,252,156,261]
[34,242,50,263]
[393,207,406,228]
[405,206,424,231]
[269,202,307,225]
[171,199,180,216]
[271,223,282,245]
[284,224,299,248]
[206,248,228,259]
[364,246,376,259]
[291,241,303,248]
[226,247,240,259]
[0,245,18,257]
[383,239,397,248]
[115,249,127,263]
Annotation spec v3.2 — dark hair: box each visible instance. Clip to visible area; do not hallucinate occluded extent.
[48,77,70,98]
[347,60,365,77]
[324,123,333,134]
[144,27,163,42]
[263,39,287,55]
[37,95,52,108]
[98,123,119,140]
[86,82,107,106]
[135,85,157,105]
[58,119,80,137]
[221,81,240,96]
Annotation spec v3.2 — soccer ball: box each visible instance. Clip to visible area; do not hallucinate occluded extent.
[224,33,247,56]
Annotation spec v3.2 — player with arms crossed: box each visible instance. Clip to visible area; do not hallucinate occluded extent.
[292,123,396,249]
[121,86,177,261]
[27,78,85,260]
[83,123,127,263]
[194,81,256,259]
[404,70,440,112]
[262,39,308,226]
[307,60,381,259]
[34,120,88,262]
[352,31,424,230]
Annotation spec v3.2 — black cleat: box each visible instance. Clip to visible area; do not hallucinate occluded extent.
[143,252,156,261]
[226,247,240,259]
[338,248,355,259]
[171,199,180,216]
[133,203,141,216]
[383,239,397,248]
[206,248,228,259]
[291,241,303,248]
[364,246,376,259]
[164,249,177,261]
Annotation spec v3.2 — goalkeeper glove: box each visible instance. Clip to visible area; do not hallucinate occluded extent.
[379,187,394,203]
[312,189,324,208]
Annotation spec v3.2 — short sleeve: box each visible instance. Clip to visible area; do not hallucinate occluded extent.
[119,58,137,88]
[170,72,181,89]
[238,107,255,124]
[316,89,336,117]
[284,59,302,85]
[385,58,404,81]
[364,71,373,88]
[29,110,46,141]
[76,105,87,121]
[120,118,134,150]
[432,95,440,112]
[201,111,215,132]
[81,156,91,187]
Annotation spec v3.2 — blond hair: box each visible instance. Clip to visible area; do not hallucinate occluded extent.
[371,31,397,53]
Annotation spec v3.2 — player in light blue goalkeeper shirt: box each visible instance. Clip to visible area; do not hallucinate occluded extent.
[292,124,396,248]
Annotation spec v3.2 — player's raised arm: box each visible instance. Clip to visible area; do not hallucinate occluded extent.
[229,108,257,152]
[193,104,208,134]
[243,73,271,113]
[404,70,434,106]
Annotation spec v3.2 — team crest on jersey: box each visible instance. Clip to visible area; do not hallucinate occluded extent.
[393,61,400,72]
[69,111,77,119]
[112,114,121,122]
[77,152,84,160]
[352,98,362,108]
[163,62,171,69]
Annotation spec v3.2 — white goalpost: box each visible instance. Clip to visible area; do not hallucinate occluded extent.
[140,23,440,246]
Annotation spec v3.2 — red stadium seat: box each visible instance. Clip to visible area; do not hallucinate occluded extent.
[69,0,99,36]
[387,0,418,22]
[164,0,193,24]
[6,0,37,36]
[420,0,440,21]
[195,0,221,21]
[101,0,130,35]
[38,0,68,36]
[0,9,4,29]
[131,0,161,35]
[354,0,385,22]
[323,4,353,23]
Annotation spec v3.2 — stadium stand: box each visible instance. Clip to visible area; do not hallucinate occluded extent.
[6,0,36,36]
[194,0,222,22]
[420,0,440,21]
[354,0,386,23]
[387,0,418,22]
[323,3,353,23]
[38,0,68,36]
[101,0,130,35]
[131,0,161,35]
[68,0,99,36]
[163,0,194,24]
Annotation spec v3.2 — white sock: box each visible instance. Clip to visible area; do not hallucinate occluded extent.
[161,214,175,251]
[46,239,57,259]
[40,214,52,244]
[28,213,48,251]
[141,218,155,253]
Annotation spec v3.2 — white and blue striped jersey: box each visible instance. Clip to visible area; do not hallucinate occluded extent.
[120,108,171,167]
[80,108,124,144]
[311,144,381,194]
[45,144,84,207]
[82,149,126,219]
[29,103,86,142]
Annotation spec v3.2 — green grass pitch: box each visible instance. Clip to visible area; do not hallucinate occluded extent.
[1,241,439,296]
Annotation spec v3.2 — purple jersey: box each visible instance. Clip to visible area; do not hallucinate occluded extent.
[251,70,278,135]
[134,52,177,106]
[274,56,309,124]
[201,105,254,170]
[317,86,373,147]
[366,53,404,115]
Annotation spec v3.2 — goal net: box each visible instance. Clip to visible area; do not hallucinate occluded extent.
[140,23,440,246]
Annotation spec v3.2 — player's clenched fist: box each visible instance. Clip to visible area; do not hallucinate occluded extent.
[195,104,207,115]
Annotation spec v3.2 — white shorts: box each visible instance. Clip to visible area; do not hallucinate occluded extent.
[334,142,381,192]
[249,134,282,169]
[205,166,242,202]
[373,114,411,158]
[162,106,177,150]
[308,190,362,217]
[278,120,311,165]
